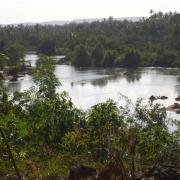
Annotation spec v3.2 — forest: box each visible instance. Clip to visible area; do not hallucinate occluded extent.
[0,11,180,179]
[0,11,180,69]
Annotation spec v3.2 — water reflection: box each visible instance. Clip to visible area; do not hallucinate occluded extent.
[175,85,180,96]
[56,66,180,111]
[5,81,21,92]
[4,54,180,113]
[177,76,180,82]
[24,53,65,67]
[123,68,142,83]
[90,78,109,87]
[73,68,143,87]
[24,53,38,67]
[153,67,180,76]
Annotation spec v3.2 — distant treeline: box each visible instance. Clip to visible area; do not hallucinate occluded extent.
[0,11,180,67]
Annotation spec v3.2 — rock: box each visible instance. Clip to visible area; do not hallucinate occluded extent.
[10,75,18,81]
[175,96,180,101]
[159,96,168,100]
[16,73,24,78]
[172,103,180,109]
[176,110,180,114]
[167,103,180,113]
[123,72,130,76]
[156,96,168,100]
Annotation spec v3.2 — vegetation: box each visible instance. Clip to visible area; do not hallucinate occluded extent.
[0,11,180,68]
[0,56,179,178]
[0,10,179,178]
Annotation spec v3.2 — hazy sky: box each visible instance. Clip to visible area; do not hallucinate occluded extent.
[0,0,179,24]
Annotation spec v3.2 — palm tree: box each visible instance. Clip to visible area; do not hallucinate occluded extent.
[157,11,163,18]
[149,9,154,16]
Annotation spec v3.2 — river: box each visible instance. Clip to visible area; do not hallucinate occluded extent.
[4,54,180,120]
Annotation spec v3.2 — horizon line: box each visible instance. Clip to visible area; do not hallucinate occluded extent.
[0,16,147,25]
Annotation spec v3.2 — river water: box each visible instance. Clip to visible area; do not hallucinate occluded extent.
[4,54,180,120]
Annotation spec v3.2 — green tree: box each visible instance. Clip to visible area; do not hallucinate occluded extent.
[154,50,178,67]
[87,99,125,161]
[73,44,91,67]
[38,39,57,55]
[103,50,117,67]
[0,40,5,52]
[123,50,141,67]
[7,43,25,66]
[171,13,180,34]
[33,56,61,99]
[25,56,82,151]
[91,43,105,66]
[0,53,9,70]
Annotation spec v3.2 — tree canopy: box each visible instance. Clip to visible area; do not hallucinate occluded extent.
[0,11,180,68]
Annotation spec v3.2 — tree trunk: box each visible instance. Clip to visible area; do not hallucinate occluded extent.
[0,127,21,180]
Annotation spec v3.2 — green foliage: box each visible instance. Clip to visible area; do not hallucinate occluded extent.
[73,44,91,67]
[135,99,167,127]
[33,56,61,99]
[0,12,180,177]
[6,43,25,66]
[61,130,88,156]
[132,100,178,165]
[0,40,5,53]
[22,57,83,153]
[103,50,118,67]
[91,43,105,66]
[123,50,141,67]
[0,11,180,68]
[154,50,179,67]
[38,39,57,55]
[26,91,81,153]
[0,53,9,69]
[0,75,179,177]
[85,100,126,161]
[87,99,123,128]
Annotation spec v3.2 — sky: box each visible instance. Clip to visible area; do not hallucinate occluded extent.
[0,0,179,24]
